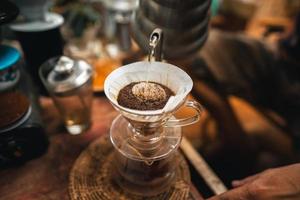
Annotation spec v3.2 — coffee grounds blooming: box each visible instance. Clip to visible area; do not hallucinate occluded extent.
[117,81,174,110]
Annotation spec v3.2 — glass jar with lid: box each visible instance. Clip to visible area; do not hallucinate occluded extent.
[39,56,93,135]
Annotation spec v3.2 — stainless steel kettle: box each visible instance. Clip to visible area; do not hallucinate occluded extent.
[133,0,211,60]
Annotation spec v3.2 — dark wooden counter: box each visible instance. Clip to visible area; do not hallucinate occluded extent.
[0,97,118,199]
[0,97,204,200]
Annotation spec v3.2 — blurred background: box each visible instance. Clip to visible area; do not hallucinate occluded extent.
[1,0,300,198]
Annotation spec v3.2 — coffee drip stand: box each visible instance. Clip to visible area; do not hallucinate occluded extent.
[69,28,204,199]
[105,29,204,196]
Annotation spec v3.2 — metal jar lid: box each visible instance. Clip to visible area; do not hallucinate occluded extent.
[46,56,92,93]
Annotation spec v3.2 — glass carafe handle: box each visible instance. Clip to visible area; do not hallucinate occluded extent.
[164,100,204,127]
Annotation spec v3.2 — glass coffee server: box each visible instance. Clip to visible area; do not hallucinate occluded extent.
[104,29,204,196]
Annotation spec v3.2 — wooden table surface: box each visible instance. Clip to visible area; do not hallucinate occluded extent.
[0,96,204,200]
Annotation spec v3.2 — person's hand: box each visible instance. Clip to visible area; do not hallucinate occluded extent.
[207,163,300,200]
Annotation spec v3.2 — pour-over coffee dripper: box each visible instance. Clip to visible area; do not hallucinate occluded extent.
[104,60,204,196]
[104,28,204,196]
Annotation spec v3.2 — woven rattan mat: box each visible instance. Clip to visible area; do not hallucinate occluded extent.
[69,135,195,200]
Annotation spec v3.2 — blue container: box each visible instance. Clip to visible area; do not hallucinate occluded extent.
[0,45,21,91]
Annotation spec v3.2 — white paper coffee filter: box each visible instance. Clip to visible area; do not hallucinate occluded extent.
[104,61,193,117]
